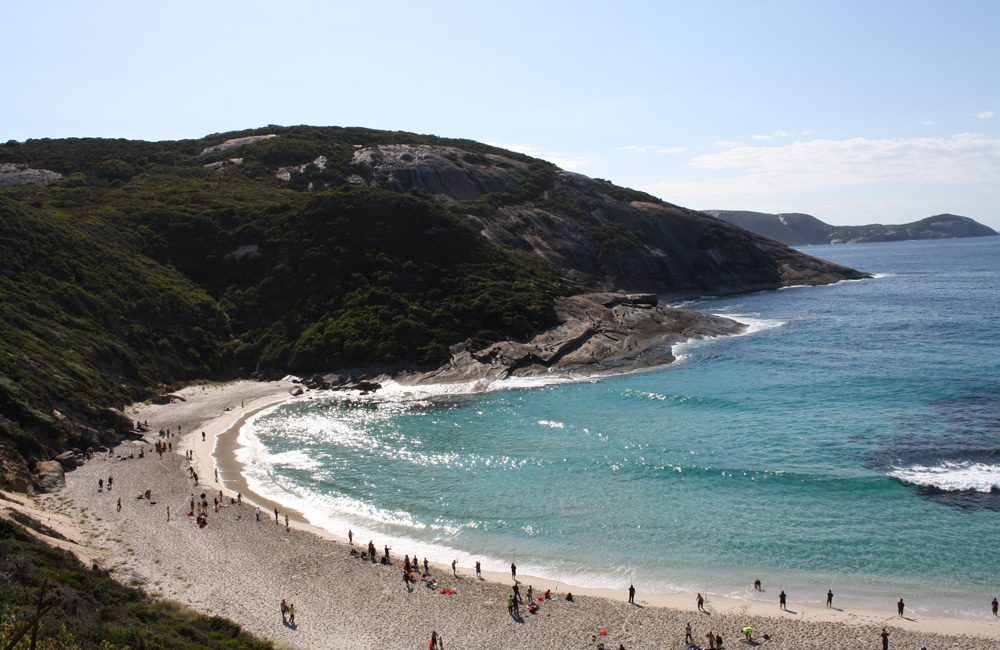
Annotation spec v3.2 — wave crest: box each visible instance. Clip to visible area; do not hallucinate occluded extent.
[889,461,1000,493]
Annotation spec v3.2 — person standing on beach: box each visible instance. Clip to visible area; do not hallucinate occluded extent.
[881,627,889,650]
[511,562,517,581]
[429,630,439,649]
[285,514,289,531]
[475,561,481,579]
[779,590,787,610]
[215,468,218,482]
[116,497,121,512]
[424,557,429,574]
[107,476,113,491]
[697,592,705,612]
[897,597,904,617]
[98,478,104,492]
[451,559,457,577]
[255,506,260,521]
[348,529,353,545]
[684,622,693,644]
[992,596,998,616]
[167,506,170,522]
[705,630,715,649]
[826,589,833,608]
[628,584,635,604]
[274,507,279,524]
[202,431,206,441]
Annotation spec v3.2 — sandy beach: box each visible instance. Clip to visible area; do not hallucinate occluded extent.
[16,380,999,649]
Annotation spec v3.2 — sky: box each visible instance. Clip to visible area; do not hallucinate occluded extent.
[3,0,999,228]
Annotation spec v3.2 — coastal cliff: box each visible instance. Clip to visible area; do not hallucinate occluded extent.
[704,210,998,245]
[0,126,868,490]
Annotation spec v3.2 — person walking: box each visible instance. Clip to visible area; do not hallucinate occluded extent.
[779,590,787,611]
[116,497,121,512]
[628,584,635,604]
[430,630,439,650]
[826,589,833,608]
[881,627,890,650]
[288,603,295,625]
[684,622,693,644]
[98,478,104,492]
[705,630,715,649]
[897,597,905,617]
[697,592,705,612]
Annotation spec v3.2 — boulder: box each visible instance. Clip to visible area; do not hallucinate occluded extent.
[34,460,65,492]
[54,450,78,471]
[103,407,134,434]
[289,386,304,396]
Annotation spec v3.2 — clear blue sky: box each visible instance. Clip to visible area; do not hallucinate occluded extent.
[4,0,998,228]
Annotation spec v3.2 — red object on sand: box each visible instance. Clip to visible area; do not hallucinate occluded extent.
[598,630,607,636]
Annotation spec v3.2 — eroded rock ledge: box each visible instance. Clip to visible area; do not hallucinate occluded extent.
[402,292,745,385]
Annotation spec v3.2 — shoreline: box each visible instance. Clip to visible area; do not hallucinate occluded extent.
[190,380,1000,645]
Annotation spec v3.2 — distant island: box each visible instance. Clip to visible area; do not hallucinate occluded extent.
[702,210,998,246]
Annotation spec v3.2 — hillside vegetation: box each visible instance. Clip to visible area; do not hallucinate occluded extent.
[0,125,866,489]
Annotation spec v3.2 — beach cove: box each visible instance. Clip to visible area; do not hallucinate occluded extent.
[10,378,993,649]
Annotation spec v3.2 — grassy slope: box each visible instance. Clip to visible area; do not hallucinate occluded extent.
[0,127,567,476]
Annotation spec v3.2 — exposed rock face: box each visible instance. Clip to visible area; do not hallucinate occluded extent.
[0,445,33,492]
[350,145,868,297]
[706,210,998,245]
[276,155,327,181]
[406,292,746,385]
[203,157,244,172]
[33,460,65,492]
[198,134,276,158]
[0,163,63,187]
[351,145,527,201]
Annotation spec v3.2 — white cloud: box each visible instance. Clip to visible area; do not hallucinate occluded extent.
[618,144,686,154]
[976,111,995,120]
[485,141,590,170]
[715,140,741,148]
[640,133,1000,200]
[750,128,815,141]
[917,119,935,127]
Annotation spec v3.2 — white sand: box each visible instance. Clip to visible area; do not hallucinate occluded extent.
[17,380,999,649]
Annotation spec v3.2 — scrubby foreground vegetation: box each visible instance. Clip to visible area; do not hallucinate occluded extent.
[0,517,273,649]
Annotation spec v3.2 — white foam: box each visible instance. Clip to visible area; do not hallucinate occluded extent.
[888,461,1000,493]
[537,419,565,429]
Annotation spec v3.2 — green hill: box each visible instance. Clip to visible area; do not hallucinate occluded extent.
[0,125,867,489]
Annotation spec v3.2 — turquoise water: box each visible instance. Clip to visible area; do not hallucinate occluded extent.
[237,237,1000,617]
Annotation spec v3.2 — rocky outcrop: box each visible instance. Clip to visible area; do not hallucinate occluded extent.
[351,145,527,201]
[54,450,78,471]
[405,292,746,385]
[350,145,869,298]
[276,155,327,181]
[203,157,244,172]
[706,210,998,245]
[198,134,276,158]
[33,460,65,492]
[0,163,63,187]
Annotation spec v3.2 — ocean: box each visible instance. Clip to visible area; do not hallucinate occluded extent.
[236,237,1000,618]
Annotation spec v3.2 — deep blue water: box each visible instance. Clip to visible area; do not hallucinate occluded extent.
[237,237,1000,617]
